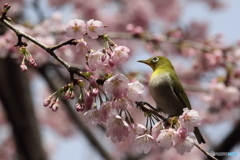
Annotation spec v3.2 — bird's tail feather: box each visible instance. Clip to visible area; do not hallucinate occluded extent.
[194,127,205,144]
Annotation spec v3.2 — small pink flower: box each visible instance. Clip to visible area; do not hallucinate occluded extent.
[20,63,28,72]
[66,19,87,39]
[106,115,130,143]
[175,135,195,155]
[103,74,129,98]
[83,108,103,126]
[128,123,146,140]
[99,101,115,123]
[151,122,164,140]
[87,19,105,39]
[179,108,202,132]
[88,49,109,71]
[110,46,130,65]
[127,81,144,102]
[113,97,132,110]
[156,129,177,149]
[76,41,90,54]
[132,134,155,154]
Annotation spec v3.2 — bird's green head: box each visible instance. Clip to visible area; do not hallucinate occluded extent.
[137,56,174,71]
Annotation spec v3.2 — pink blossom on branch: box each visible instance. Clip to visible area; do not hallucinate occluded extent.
[127,80,144,102]
[110,46,130,65]
[132,134,155,154]
[103,74,129,98]
[156,129,176,149]
[106,115,130,143]
[66,19,87,39]
[88,49,109,71]
[87,19,105,39]
[178,108,202,132]
[174,135,195,155]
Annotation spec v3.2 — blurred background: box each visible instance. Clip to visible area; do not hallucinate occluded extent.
[0,0,240,160]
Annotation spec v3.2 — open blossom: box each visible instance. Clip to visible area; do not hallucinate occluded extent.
[83,108,103,126]
[132,134,155,154]
[151,122,164,140]
[179,108,202,132]
[88,49,109,71]
[87,19,105,39]
[127,80,144,102]
[175,135,195,155]
[106,115,130,143]
[110,46,130,65]
[99,101,117,123]
[66,19,86,39]
[156,129,177,149]
[113,97,132,110]
[76,41,90,55]
[103,74,129,98]
[128,123,146,140]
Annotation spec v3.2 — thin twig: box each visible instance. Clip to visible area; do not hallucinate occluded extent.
[194,142,218,160]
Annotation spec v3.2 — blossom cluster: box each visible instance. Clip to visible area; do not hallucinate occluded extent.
[43,73,202,155]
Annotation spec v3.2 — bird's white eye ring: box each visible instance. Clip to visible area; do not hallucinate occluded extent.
[152,57,159,63]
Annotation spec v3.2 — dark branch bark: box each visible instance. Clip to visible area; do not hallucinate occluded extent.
[0,57,46,160]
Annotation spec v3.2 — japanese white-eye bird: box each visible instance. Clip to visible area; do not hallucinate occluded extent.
[138,56,205,144]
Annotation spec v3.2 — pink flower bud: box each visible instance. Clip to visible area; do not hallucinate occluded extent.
[75,103,84,112]
[43,97,51,107]
[64,90,71,99]
[52,103,59,112]
[70,92,75,99]
[20,64,28,72]
[90,88,99,97]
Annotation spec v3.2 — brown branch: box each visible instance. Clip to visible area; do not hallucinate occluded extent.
[109,32,216,52]
[194,143,218,160]
[0,13,89,80]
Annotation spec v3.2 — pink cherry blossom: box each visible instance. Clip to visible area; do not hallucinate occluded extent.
[110,46,130,65]
[127,80,144,102]
[83,108,103,126]
[76,40,90,55]
[103,74,129,98]
[87,19,105,39]
[156,129,177,149]
[88,49,109,71]
[99,101,116,123]
[179,108,202,132]
[113,97,132,110]
[66,19,87,39]
[106,115,130,143]
[151,122,164,140]
[128,123,147,140]
[132,134,155,154]
[174,135,195,155]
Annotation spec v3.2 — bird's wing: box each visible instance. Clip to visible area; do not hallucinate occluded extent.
[171,73,192,110]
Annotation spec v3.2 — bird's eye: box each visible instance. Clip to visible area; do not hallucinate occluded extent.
[151,57,159,63]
